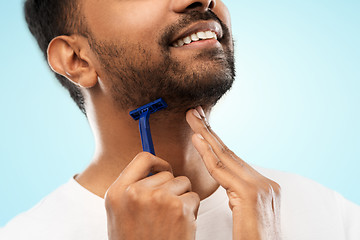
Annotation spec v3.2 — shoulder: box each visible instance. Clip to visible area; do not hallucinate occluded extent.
[254,166,341,215]
[254,166,336,196]
[253,165,358,213]
[0,178,107,240]
[254,166,360,240]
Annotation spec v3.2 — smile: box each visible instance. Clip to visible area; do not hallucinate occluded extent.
[173,30,218,47]
[170,21,223,48]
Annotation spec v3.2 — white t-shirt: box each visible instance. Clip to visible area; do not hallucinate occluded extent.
[1,167,359,240]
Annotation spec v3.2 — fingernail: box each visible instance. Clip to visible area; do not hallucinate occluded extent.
[195,106,210,126]
[197,133,204,140]
[192,109,202,119]
[196,106,206,118]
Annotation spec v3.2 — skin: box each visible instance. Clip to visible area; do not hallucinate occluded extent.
[47,0,281,239]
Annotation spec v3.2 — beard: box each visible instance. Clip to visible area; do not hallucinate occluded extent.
[87,11,235,113]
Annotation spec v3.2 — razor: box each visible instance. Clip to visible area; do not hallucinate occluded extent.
[129,98,167,155]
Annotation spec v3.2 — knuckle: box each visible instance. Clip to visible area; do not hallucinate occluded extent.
[124,185,140,202]
[161,170,174,180]
[104,188,118,209]
[242,179,282,205]
[170,198,184,210]
[189,192,201,204]
[183,193,200,215]
[202,148,226,176]
[169,199,185,218]
[259,181,281,199]
[133,152,155,166]
[176,176,191,187]
[151,188,168,204]
[215,159,226,170]
[135,151,153,160]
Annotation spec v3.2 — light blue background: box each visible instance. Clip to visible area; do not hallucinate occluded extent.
[1,0,359,226]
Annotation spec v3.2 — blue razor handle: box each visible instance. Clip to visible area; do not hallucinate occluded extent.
[130,98,168,155]
[139,108,155,154]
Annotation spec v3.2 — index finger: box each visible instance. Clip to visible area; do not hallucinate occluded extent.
[113,152,173,187]
[185,107,257,178]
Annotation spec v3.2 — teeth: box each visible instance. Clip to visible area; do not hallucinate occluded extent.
[197,31,206,39]
[177,39,185,47]
[183,36,191,44]
[205,31,213,38]
[191,33,199,41]
[174,30,218,47]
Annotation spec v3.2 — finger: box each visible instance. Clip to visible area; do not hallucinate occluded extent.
[195,106,236,157]
[178,192,201,220]
[186,108,222,152]
[196,107,256,174]
[114,152,172,187]
[186,108,252,177]
[191,133,246,191]
[157,176,192,196]
[134,170,175,188]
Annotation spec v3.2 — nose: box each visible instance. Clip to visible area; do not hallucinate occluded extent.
[171,0,216,13]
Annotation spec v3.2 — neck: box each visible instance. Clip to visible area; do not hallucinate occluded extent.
[75,98,218,200]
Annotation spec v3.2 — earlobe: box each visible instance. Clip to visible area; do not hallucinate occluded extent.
[47,35,98,88]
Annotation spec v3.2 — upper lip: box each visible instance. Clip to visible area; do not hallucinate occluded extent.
[170,20,223,45]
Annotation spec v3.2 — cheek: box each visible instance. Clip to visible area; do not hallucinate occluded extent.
[85,2,167,45]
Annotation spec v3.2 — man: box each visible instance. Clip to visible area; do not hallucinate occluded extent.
[1,0,359,239]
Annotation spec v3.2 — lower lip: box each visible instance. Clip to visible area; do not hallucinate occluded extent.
[172,39,221,50]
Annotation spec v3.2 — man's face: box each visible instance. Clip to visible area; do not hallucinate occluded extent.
[83,0,235,112]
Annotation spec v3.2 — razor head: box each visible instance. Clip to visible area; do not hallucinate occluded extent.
[129,98,168,120]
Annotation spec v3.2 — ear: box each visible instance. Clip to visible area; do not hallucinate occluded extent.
[47,35,98,88]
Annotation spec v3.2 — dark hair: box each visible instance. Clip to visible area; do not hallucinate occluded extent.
[24,0,88,114]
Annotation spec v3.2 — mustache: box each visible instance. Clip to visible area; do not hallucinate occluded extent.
[160,10,230,47]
